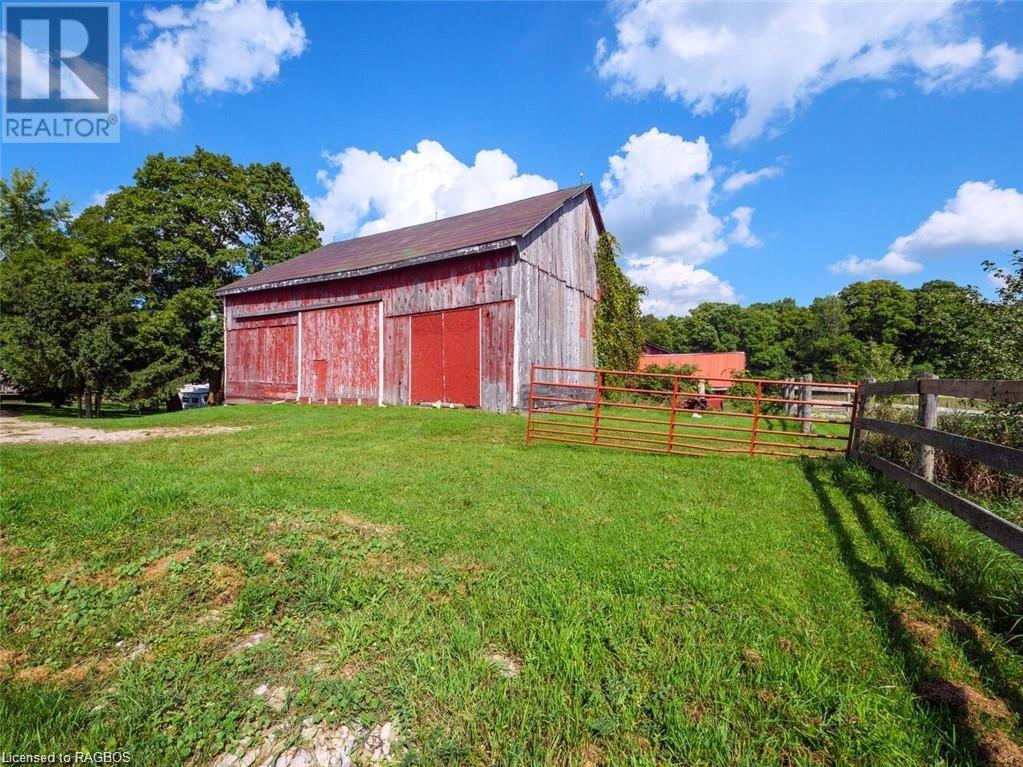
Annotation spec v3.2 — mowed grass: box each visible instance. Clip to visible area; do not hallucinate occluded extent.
[1,404,1021,765]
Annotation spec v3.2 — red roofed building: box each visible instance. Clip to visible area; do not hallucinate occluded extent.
[638,351,747,389]
[216,186,603,412]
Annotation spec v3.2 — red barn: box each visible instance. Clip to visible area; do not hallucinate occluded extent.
[216,185,603,412]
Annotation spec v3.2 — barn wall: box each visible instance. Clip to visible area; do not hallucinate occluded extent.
[224,249,518,410]
[514,194,600,405]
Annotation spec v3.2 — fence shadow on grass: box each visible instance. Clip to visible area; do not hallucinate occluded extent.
[825,460,1023,712]
[802,460,1023,765]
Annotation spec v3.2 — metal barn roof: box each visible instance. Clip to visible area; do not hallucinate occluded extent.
[217,184,603,296]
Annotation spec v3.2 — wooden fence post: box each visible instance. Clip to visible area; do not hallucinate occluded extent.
[913,373,938,481]
[849,378,873,455]
[800,374,813,434]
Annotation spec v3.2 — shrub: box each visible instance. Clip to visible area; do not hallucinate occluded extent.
[725,371,758,413]
[861,401,1023,506]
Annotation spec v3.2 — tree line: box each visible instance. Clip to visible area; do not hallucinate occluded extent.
[0,149,322,415]
[638,266,1023,383]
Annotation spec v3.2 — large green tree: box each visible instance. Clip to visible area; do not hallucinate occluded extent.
[909,280,993,377]
[2,150,322,412]
[0,170,131,413]
[75,147,323,408]
[838,280,916,346]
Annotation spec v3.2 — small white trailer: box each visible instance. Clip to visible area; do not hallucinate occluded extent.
[178,383,210,409]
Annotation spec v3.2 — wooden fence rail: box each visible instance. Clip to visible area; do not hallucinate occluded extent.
[849,375,1023,558]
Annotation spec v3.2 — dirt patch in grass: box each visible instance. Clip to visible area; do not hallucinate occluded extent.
[580,742,603,767]
[486,651,520,678]
[262,551,284,568]
[685,701,708,722]
[13,657,111,686]
[142,549,194,581]
[14,665,53,684]
[331,512,398,536]
[211,563,245,605]
[979,731,1023,767]
[0,649,27,672]
[0,419,247,445]
[57,658,112,685]
[362,550,428,578]
[894,612,942,648]
[197,608,224,625]
[918,679,1011,722]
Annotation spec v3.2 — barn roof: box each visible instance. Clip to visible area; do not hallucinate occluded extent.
[217,184,603,296]
[638,351,748,385]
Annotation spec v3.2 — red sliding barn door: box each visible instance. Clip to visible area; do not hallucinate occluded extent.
[411,306,481,407]
[226,317,298,402]
[441,307,481,406]
[410,312,444,403]
[300,302,380,403]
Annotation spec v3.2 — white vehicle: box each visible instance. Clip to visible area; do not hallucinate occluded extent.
[178,383,210,409]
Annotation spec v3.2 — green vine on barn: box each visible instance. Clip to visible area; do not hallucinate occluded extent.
[594,231,645,372]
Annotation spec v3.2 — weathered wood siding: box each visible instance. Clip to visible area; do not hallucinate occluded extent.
[514,193,600,404]
[224,249,518,411]
[299,302,379,404]
[226,315,298,402]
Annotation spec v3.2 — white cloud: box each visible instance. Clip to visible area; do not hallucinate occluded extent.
[722,166,783,193]
[728,206,760,247]
[600,128,757,315]
[829,251,923,277]
[309,140,558,240]
[988,43,1023,82]
[122,0,307,129]
[830,180,1023,276]
[596,1,1023,144]
[626,257,737,316]
[88,189,116,207]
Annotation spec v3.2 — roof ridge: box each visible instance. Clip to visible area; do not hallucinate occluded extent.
[320,183,591,247]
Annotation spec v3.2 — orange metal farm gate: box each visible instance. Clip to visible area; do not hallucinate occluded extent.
[526,365,859,459]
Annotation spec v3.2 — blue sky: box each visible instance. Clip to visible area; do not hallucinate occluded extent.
[4,0,1023,315]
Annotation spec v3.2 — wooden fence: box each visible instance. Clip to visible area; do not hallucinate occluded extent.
[849,375,1023,557]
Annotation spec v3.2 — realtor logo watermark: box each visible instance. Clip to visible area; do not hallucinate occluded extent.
[2,2,119,143]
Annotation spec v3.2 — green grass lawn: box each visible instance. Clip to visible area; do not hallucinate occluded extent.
[2,404,1021,765]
